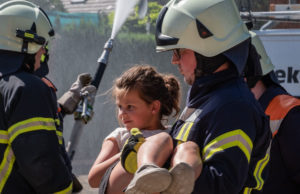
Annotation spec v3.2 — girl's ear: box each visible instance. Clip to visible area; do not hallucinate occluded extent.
[152,100,161,114]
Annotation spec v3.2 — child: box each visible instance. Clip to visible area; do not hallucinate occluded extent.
[88,65,181,190]
[104,66,203,194]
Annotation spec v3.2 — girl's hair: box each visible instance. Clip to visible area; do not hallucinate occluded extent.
[112,65,181,118]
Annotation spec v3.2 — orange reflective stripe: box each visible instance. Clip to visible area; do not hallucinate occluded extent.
[41,77,57,92]
[265,95,300,137]
[57,106,62,113]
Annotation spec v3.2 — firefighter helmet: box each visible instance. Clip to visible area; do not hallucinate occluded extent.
[156,0,250,74]
[250,31,274,75]
[249,31,282,88]
[0,0,54,54]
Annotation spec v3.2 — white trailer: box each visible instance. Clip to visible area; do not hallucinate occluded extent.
[255,29,300,97]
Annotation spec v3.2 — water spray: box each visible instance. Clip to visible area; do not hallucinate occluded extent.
[66,0,145,161]
[111,0,139,39]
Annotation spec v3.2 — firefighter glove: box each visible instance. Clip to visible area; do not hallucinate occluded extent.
[120,128,145,174]
[58,73,92,114]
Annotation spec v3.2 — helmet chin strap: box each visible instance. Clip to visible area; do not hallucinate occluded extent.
[22,53,35,73]
[35,61,49,77]
[17,22,39,73]
[194,52,227,77]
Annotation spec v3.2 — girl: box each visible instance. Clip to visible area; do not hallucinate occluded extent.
[88,65,181,191]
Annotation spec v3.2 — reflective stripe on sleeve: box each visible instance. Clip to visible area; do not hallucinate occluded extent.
[8,117,57,143]
[54,182,73,194]
[269,119,282,137]
[0,146,15,193]
[265,94,300,137]
[0,118,62,192]
[0,130,8,144]
[202,129,253,163]
[56,130,63,145]
[175,122,194,142]
[55,118,60,126]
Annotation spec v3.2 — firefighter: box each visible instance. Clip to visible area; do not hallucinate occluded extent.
[35,47,95,193]
[123,0,272,193]
[0,0,95,193]
[245,31,300,194]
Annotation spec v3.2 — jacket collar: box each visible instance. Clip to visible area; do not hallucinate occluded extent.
[187,66,239,108]
[0,51,25,78]
[258,85,288,111]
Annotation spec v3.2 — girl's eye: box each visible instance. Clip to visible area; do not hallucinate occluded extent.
[127,105,134,110]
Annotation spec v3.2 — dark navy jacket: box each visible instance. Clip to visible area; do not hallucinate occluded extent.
[257,85,300,194]
[0,71,73,193]
[170,67,271,194]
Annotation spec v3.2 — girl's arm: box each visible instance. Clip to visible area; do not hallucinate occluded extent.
[88,138,121,188]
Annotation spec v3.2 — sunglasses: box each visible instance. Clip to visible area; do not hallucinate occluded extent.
[173,48,189,59]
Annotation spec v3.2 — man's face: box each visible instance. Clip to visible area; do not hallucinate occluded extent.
[171,49,197,85]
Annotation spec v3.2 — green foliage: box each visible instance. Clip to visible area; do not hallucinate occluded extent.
[148,0,168,6]
[136,2,163,30]
[56,13,112,37]
[62,20,101,35]
[116,32,155,44]
[108,1,162,34]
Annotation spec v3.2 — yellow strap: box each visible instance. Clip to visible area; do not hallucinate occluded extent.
[24,32,34,39]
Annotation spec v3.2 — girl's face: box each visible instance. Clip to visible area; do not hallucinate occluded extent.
[116,89,160,131]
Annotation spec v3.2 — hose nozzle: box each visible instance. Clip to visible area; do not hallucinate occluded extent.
[97,39,113,64]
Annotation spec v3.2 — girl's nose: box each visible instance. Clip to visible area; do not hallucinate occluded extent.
[118,109,127,117]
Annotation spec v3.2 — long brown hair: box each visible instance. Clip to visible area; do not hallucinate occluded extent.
[112,65,181,119]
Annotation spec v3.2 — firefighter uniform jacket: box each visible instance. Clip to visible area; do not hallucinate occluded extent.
[170,67,272,194]
[257,85,300,194]
[0,71,73,193]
